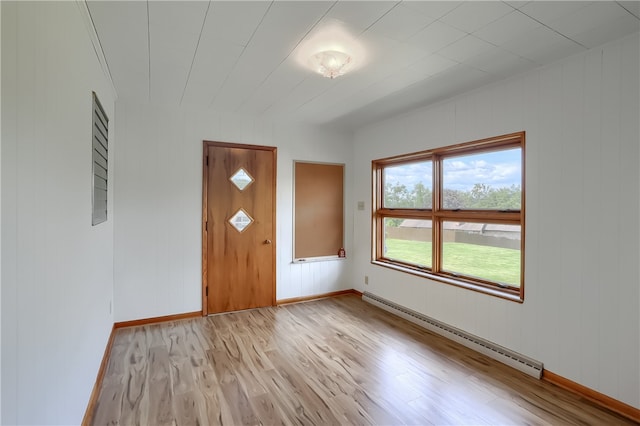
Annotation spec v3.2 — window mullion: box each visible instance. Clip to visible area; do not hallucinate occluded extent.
[433,210,521,223]
[374,165,383,261]
[433,154,441,274]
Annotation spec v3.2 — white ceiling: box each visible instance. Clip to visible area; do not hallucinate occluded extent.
[86,1,640,130]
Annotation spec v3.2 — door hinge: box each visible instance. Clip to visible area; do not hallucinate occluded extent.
[205,286,208,297]
[205,221,208,232]
[205,156,209,166]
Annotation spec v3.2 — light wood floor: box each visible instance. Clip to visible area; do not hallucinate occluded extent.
[92,295,635,425]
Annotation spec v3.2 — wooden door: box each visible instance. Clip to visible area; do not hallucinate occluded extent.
[202,141,276,315]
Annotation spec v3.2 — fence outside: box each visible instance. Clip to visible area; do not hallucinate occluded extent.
[386,222,520,250]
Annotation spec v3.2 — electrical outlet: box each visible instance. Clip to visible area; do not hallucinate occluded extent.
[364,275,369,285]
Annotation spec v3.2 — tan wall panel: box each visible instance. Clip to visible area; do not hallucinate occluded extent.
[294,162,344,259]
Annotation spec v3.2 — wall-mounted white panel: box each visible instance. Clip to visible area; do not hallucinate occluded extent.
[352,33,640,409]
[616,34,640,403]
[1,2,115,424]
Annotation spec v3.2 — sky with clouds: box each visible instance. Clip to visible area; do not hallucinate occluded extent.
[385,148,521,192]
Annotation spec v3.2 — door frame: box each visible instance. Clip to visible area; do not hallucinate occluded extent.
[201,140,277,316]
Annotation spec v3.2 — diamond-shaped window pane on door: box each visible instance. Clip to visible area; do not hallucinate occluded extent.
[229,208,254,233]
[230,168,254,191]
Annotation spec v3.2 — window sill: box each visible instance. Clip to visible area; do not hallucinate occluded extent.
[293,256,347,264]
[371,260,523,303]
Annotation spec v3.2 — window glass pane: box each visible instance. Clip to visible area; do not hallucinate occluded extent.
[229,208,254,232]
[230,167,254,191]
[442,148,521,210]
[383,217,432,268]
[383,161,432,208]
[441,221,521,287]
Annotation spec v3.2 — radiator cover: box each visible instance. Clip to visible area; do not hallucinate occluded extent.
[362,291,543,378]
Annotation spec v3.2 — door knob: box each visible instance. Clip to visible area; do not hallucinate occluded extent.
[264,239,272,244]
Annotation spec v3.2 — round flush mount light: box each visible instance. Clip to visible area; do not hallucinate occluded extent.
[309,50,353,79]
[296,22,366,79]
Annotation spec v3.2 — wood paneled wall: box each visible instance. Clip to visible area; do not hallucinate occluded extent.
[113,104,353,322]
[1,2,116,424]
[352,33,640,409]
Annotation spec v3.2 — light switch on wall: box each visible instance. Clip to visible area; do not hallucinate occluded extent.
[357,201,365,210]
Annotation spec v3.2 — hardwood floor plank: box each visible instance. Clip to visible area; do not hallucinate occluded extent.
[91,296,637,425]
[91,383,124,426]
[172,390,205,426]
[194,360,234,425]
[325,393,380,425]
[147,372,172,426]
[146,346,173,425]
[143,324,166,352]
[209,346,261,425]
[248,392,286,425]
[266,350,343,425]
[118,334,149,426]
[408,394,493,425]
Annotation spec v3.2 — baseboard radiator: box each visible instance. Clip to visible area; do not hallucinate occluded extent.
[362,291,543,379]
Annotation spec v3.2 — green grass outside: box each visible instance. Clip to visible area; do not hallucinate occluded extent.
[384,238,520,287]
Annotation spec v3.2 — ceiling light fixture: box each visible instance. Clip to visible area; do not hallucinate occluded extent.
[309,50,353,79]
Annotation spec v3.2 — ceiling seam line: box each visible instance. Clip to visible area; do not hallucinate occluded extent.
[615,1,640,19]
[180,0,212,105]
[147,0,151,102]
[516,9,588,49]
[260,76,309,116]
[208,1,275,108]
[81,1,117,98]
[233,1,340,114]
[360,1,402,35]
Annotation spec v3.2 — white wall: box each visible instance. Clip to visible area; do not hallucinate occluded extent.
[0,1,3,421]
[352,33,640,409]
[113,102,353,321]
[1,2,115,424]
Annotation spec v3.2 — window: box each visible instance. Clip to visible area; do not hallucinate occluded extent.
[373,132,525,301]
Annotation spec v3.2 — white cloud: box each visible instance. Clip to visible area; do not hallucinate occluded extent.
[444,159,520,190]
[384,162,433,189]
[384,149,521,192]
